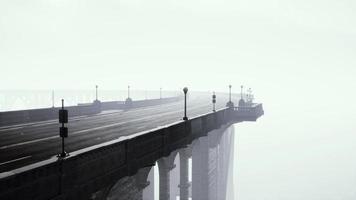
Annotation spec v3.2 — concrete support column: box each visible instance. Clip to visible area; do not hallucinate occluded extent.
[105,167,152,200]
[192,136,210,200]
[143,167,155,200]
[179,148,191,200]
[208,130,223,200]
[170,157,180,200]
[219,126,235,200]
[158,156,176,200]
[135,167,152,200]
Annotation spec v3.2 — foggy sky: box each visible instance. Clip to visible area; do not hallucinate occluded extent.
[1,0,356,115]
[1,1,356,199]
[1,0,355,97]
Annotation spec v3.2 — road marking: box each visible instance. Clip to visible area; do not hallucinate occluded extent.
[0,156,32,166]
[0,127,22,132]
[0,103,210,150]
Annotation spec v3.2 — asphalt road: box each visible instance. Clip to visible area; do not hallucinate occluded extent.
[0,94,231,173]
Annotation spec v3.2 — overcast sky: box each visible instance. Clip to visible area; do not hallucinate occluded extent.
[1,1,356,198]
[0,0,355,102]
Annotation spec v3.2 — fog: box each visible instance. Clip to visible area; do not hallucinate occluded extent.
[1,0,356,199]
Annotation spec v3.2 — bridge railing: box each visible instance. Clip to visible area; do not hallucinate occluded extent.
[232,103,264,121]
[0,96,182,127]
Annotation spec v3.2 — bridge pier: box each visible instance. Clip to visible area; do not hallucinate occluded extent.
[178,147,192,200]
[208,133,220,200]
[192,136,210,200]
[105,167,152,200]
[217,125,235,200]
[157,152,177,200]
[143,167,155,200]
[169,155,180,200]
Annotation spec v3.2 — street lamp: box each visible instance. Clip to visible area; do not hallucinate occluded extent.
[226,85,234,108]
[95,85,98,101]
[247,88,252,102]
[212,92,216,112]
[125,85,133,107]
[229,85,232,102]
[238,85,245,107]
[183,87,188,121]
[52,90,55,108]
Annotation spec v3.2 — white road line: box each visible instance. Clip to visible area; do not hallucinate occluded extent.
[0,136,58,150]
[0,104,209,150]
[0,156,32,166]
[0,127,22,132]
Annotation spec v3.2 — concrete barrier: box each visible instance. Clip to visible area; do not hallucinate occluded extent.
[0,97,182,127]
[101,101,125,110]
[190,118,203,140]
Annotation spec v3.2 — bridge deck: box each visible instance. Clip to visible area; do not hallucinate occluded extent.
[0,94,230,173]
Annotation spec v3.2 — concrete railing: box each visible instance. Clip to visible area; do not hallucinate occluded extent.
[0,96,182,127]
[233,103,264,121]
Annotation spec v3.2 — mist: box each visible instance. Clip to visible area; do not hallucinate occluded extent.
[1,0,356,199]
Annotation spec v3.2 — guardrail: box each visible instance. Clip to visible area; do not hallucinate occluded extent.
[0,96,182,127]
[233,103,264,121]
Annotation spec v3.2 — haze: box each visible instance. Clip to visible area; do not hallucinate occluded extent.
[1,0,356,199]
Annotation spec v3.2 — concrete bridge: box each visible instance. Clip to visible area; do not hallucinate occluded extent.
[0,92,264,200]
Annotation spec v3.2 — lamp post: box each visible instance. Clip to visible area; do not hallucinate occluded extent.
[229,85,232,103]
[226,85,234,108]
[95,85,98,101]
[238,85,245,107]
[247,88,252,102]
[125,85,133,107]
[212,92,216,112]
[160,87,162,99]
[183,87,188,121]
[52,90,55,108]
[58,99,68,158]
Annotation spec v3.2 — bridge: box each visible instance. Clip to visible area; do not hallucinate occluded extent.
[0,90,264,200]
